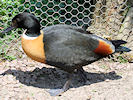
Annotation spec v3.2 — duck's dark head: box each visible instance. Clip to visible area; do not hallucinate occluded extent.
[2,12,41,36]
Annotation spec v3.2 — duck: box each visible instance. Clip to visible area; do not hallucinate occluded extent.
[2,12,131,96]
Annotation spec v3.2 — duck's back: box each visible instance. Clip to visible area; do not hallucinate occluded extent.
[42,25,114,72]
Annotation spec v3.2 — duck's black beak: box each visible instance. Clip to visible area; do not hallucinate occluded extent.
[1,26,15,34]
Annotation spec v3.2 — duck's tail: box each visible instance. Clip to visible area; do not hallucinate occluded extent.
[110,40,131,52]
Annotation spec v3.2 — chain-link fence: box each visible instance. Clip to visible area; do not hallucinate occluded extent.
[0,0,133,62]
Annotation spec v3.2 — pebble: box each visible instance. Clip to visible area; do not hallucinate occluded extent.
[0,58,133,99]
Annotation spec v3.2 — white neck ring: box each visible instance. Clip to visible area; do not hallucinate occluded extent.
[22,29,38,40]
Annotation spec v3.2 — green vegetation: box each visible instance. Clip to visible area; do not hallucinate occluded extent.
[0,0,21,61]
[0,0,20,22]
[117,56,128,63]
[0,0,130,63]
[100,65,109,70]
[0,0,76,61]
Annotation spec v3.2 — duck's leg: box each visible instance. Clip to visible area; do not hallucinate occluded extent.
[77,67,88,83]
[48,73,73,96]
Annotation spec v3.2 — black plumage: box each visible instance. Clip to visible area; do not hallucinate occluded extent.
[2,12,131,96]
[43,25,101,73]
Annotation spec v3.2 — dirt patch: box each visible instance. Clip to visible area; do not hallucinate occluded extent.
[0,58,133,100]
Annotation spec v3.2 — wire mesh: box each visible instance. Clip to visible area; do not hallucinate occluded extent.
[0,0,132,61]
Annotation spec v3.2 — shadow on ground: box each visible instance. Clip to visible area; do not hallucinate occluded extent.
[0,67,122,89]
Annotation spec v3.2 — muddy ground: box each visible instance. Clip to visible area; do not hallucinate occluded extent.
[0,57,133,100]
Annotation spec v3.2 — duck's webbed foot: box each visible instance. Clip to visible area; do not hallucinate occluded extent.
[48,73,72,96]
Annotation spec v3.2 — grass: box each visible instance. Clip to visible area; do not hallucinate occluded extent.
[0,0,130,63]
[0,0,63,61]
[117,56,128,63]
[0,0,21,61]
[100,65,109,70]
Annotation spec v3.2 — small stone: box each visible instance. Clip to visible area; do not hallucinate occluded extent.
[105,79,110,82]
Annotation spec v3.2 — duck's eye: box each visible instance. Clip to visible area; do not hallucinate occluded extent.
[12,20,18,27]
[16,18,21,22]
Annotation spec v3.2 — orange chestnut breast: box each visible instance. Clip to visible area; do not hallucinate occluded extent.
[21,31,46,63]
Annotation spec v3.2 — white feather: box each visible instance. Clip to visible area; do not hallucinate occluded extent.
[22,29,38,40]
